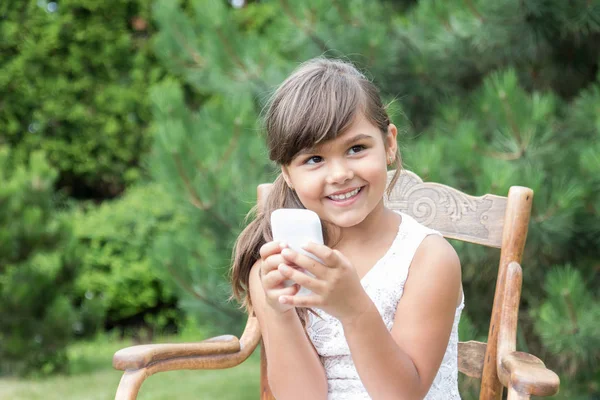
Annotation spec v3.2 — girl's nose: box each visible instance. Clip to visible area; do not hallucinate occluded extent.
[326,160,354,185]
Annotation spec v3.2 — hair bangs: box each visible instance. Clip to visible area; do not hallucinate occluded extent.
[267,65,366,165]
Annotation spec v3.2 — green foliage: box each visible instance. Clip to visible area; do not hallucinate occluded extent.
[532,265,600,396]
[0,147,85,376]
[149,0,600,397]
[0,1,167,198]
[569,76,600,246]
[146,78,262,334]
[534,266,600,363]
[71,183,188,335]
[385,0,600,128]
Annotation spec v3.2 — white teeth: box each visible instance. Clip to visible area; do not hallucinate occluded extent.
[328,187,360,201]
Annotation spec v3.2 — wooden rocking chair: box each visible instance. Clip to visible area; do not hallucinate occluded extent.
[113,169,560,400]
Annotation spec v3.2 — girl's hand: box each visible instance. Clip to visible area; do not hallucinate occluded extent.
[277,243,371,324]
[259,241,302,314]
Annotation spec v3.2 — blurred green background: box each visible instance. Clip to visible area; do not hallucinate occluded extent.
[1,0,599,399]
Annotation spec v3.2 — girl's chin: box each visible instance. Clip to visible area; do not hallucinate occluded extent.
[321,210,369,229]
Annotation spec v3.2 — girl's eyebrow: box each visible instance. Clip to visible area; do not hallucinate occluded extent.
[295,146,317,157]
[342,133,374,147]
[295,133,374,158]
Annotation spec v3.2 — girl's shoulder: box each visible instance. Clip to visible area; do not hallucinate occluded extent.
[378,210,444,258]
[394,210,459,269]
[389,210,461,293]
[404,217,463,307]
[391,210,441,237]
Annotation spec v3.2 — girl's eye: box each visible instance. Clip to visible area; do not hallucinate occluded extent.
[348,145,366,155]
[304,155,323,165]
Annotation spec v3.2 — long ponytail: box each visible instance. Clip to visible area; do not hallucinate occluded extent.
[229,174,302,311]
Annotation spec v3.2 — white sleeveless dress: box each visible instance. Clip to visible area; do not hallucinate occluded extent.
[306,211,464,400]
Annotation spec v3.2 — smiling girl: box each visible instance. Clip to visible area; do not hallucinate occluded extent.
[230,58,463,400]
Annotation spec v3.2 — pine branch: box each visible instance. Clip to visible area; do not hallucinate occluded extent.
[442,19,454,34]
[165,262,239,320]
[463,0,485,22]
[533,204,560,223]
[475,146,524,160]
[216,118,242,170]
[213,27,269,89]
[331,0,356,26]
[171,120,244,235]
[278,0,331,54]
[180,143,221,214]
[173,153,212,210]
[561,289,579,334]
[173,152,235,231]
[181,123,242,234]
[367,42,376,67]
[214,27,250,74]
[499,91,523,143]
[172,28,206,67]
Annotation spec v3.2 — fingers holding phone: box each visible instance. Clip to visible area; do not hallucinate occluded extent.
[259,241,301,313]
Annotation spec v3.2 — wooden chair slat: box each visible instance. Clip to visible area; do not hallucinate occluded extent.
[457,341,487,378]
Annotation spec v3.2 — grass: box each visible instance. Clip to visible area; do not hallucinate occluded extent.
[0,332,261,400]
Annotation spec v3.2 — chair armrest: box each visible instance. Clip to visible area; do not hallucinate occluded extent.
[113,335,240,371]
[500,351,560,397]
[496,262,560,397]
[113,314,261,372]
[113,315,262,400]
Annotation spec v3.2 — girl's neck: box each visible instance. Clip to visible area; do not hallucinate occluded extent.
[332,200,400,249]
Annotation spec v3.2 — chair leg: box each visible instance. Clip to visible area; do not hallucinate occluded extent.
[115,369,148,400]
[260,341,276,400]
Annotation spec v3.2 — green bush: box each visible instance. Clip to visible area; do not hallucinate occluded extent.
[0,1,168,199]
[71,183,188,337]
[0,146,86,376]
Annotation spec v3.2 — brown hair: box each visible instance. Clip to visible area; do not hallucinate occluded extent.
[229,58,402,324]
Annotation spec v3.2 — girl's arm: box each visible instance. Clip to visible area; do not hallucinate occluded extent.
[248,260,328,400]
[341,235,462,400]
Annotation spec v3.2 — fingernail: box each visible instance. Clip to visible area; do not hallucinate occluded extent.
[279,296,287,304]
[279,264,288,272]
[280,242,288,248]
[281,248,292,256]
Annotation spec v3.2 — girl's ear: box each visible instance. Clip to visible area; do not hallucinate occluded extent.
[281,165,294,190]
[386,124,399,156]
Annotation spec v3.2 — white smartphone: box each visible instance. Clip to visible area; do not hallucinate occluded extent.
[270,208,324,297]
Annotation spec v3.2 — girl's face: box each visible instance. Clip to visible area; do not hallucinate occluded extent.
[282,113,398,228]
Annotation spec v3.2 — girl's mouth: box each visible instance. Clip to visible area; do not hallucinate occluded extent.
[326,186,364,205]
